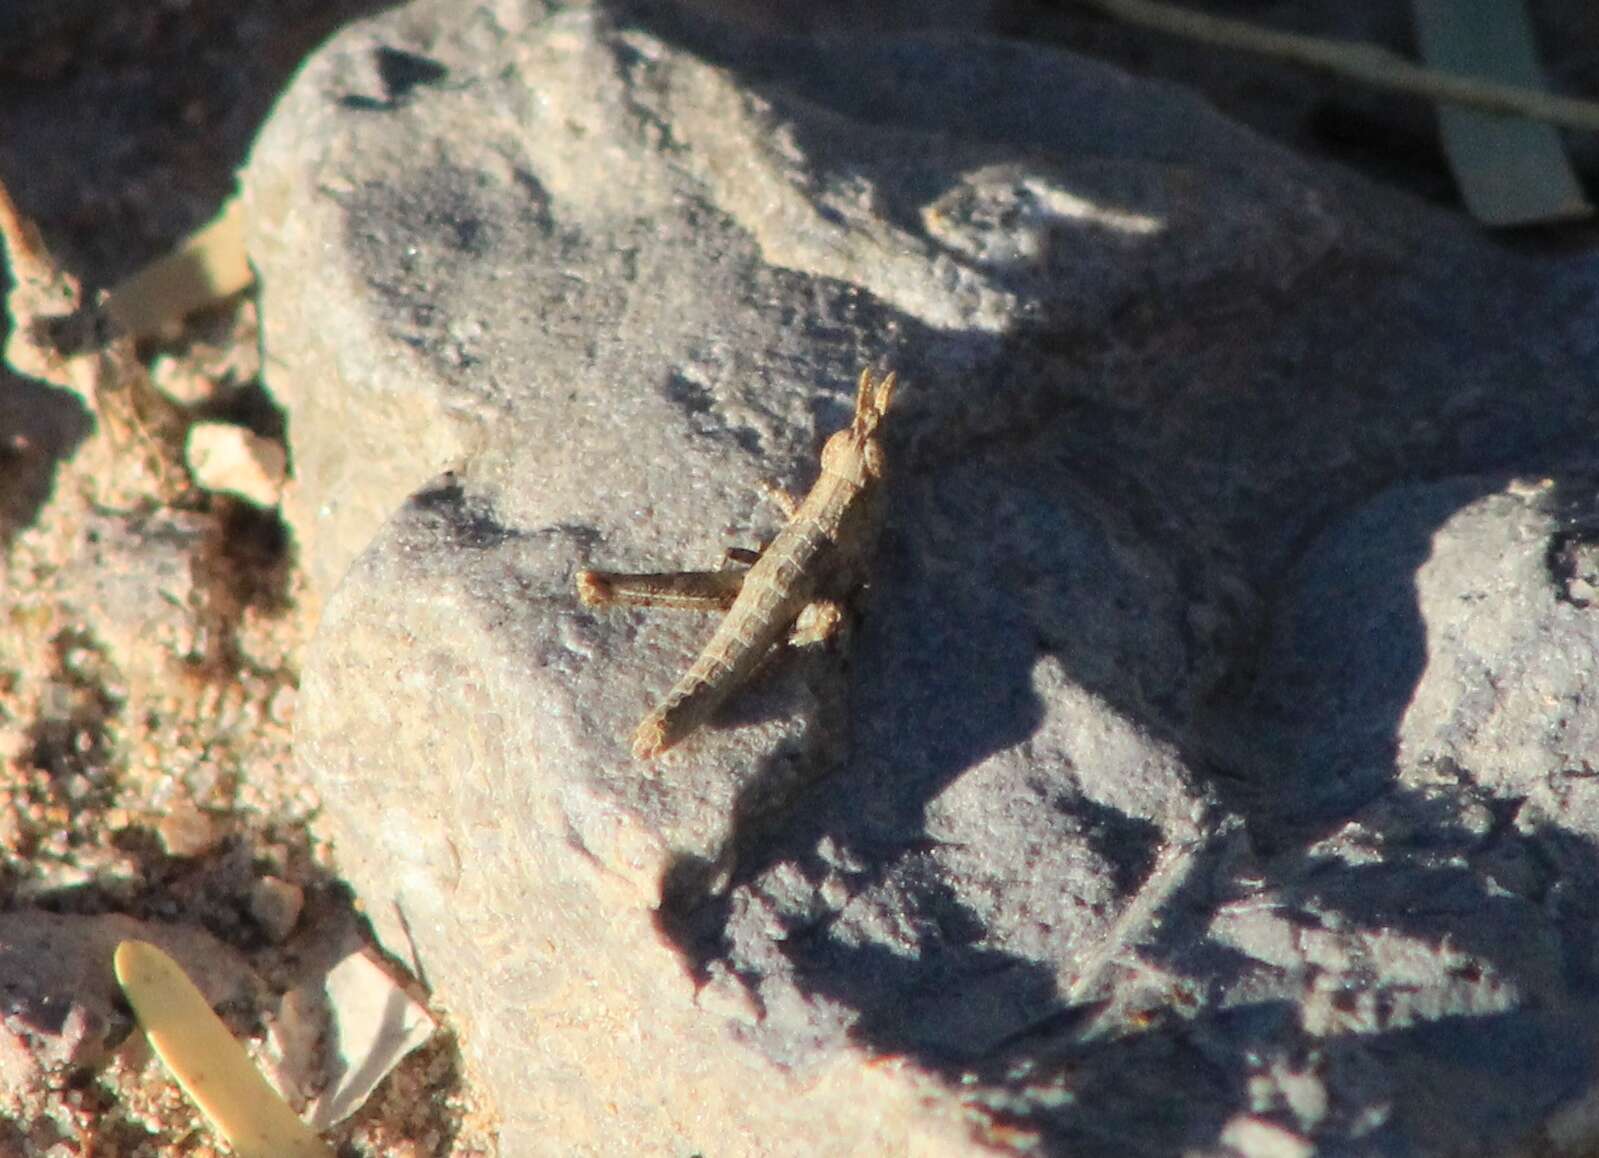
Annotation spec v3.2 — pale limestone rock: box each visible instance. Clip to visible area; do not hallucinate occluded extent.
[306,948,436,1129]
[246,0,1599,1153]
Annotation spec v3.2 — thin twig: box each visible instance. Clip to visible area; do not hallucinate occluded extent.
[1073,0,1599,133]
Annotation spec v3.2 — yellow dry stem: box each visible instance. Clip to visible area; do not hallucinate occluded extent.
[104,198,253,339]
[114,939,332,1158]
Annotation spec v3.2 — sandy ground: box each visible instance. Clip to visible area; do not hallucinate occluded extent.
[0,2,496,1153]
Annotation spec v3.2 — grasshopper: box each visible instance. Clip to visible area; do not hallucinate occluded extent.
[577,368,897,758]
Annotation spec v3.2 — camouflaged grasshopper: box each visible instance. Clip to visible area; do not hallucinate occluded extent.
[577,367,897,758]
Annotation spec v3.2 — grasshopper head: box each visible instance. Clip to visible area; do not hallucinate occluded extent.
[850,367,896,439]
[820,367,896,482]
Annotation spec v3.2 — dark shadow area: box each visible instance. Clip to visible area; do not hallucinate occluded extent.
[997,0,1558,216]
[0,371,92,543]
[195,499,298,624]
[410,472,516,552]
[19,628,121,801]
[625,3,1599,1151]
[0,0,406,288]
[1094,784,1599,1155]
[338,45,452,111]
[1208,475,1498,838]
[1546,483,1599,614]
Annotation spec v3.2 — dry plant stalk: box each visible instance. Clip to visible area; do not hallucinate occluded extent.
[114,940,333,1158]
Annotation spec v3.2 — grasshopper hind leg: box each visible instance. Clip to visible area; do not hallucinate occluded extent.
[575,565,748,612]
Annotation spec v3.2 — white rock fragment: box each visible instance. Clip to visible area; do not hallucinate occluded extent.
[184,422,286,507]
[305,948,436,1128]
[1219,1115,1315,1158]
[149,353,222,408]
[263,982,325,1110]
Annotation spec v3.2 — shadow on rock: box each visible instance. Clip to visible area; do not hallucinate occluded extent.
[0,371,91,542]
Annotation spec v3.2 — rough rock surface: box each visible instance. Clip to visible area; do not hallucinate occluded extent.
[244,0,1599,1153]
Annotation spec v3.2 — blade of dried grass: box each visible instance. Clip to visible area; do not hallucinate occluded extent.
[105,197,253,339]
[115,939,333,1158]
[1073,0,1599,134]
[1412,0,1590,226]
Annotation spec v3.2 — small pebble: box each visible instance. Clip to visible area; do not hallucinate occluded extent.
[185,422,286,507]
[248,876,305,942]
[156,804,220,858]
